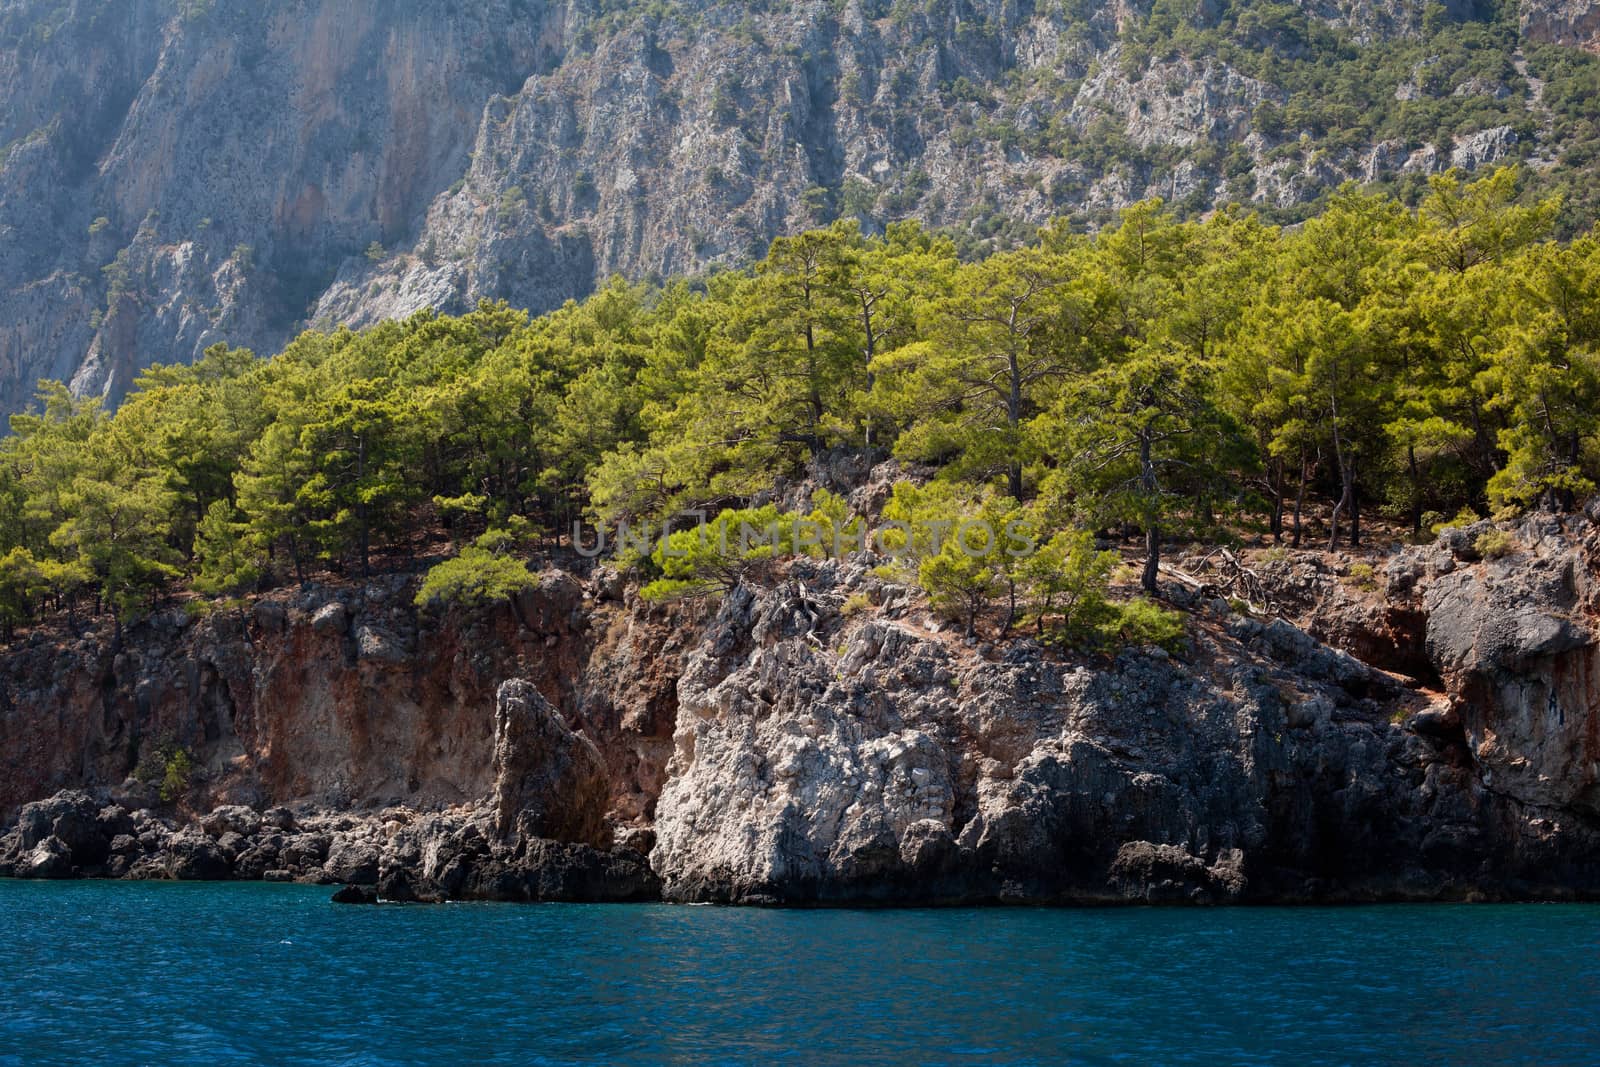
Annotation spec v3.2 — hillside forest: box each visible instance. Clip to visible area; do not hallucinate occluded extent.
[0,168,1595,647]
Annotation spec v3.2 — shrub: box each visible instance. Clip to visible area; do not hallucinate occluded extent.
[135,740,196,804]
[919,542,1004,636]
[1021,529,1118,641]
[0,546,47,640]
[842,591,872,616]
[497,186,526,223]
[1474,528,1519,560]
[1101,598,1187,654]
[805,488,864,560]
[415,530,539,610]
[160,749,195,803]
[640,505,804,601]
[1345,562,1377,589]
[1431,506,1480,535]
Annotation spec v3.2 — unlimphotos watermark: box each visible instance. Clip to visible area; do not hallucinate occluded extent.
[571,513,1040,560]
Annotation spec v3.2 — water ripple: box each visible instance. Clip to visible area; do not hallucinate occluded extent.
[0,883,1597,1065]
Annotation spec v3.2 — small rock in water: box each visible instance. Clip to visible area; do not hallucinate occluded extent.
[331,884,379,905]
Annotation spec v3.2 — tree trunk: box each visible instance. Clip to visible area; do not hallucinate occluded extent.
[1408,444,1423,538]
[1142,522,1160,595]
[1349,458,1361,547]
[861,297,878,448]
[1269,456,1285,544]
[1328,417,1354,550]
[1007,350,1023,502]
[1139,428,1159,596]
[356,434,371,578]
[805,316,824,456]
[1292,450,1308,548]
[1328,482,1348,550]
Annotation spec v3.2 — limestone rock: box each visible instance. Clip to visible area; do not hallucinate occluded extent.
[0,1,1572,422]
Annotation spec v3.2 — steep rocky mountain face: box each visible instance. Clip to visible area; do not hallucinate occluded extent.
[4,503,1600,904]
[3,0,1600,422]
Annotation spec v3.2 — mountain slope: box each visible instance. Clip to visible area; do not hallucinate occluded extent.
[1,0,1599,420]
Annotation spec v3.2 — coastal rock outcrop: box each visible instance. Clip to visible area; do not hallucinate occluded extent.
[0,791,659,902]
[648,555,1593,904]
[492,679,610,844]
[1402,514,1600,815]
[6,507,1600,904]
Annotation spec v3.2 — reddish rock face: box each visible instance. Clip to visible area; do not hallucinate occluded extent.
[0,572,682,830]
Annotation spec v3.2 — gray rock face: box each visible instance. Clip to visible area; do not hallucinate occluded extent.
[0,0,1587,421]
[1522,0,1600,50]
[1406,517,1600,814]
[648,555,1593,904]
[492,679,610,845]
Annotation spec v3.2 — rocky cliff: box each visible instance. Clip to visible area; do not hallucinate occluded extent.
[5,501,1600,904]
[3,0,1600,421]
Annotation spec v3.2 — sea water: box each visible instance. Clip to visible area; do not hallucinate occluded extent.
[1,881,1597,1065]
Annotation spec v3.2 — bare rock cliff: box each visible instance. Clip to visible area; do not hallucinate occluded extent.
[5,510,1600,903]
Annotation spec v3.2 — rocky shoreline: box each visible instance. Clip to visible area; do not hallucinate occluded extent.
[6,503,1600,907]
[0,790,659,905]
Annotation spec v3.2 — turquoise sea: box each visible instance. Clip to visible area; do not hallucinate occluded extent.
[1,881,1597,1065]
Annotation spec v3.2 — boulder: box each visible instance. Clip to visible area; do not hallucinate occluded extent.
[17,837,73,880]
[233,842,282,881]
[492,680,610,845]
[279,833,330,869]
[376,866,444,904]
[200,806,262,838]
[166,831,231,881]
[261,807,298,832]
[323,839,381,885]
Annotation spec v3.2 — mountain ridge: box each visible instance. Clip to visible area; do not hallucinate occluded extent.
[2,0,1599,420]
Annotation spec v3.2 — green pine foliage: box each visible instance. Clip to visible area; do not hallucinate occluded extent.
[640,504,804,601]
[1,169,1598,648]
[415,527,541,611]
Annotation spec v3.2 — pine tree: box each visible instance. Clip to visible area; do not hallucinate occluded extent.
[875,245,1073,499]
[1050,340,1243,593]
